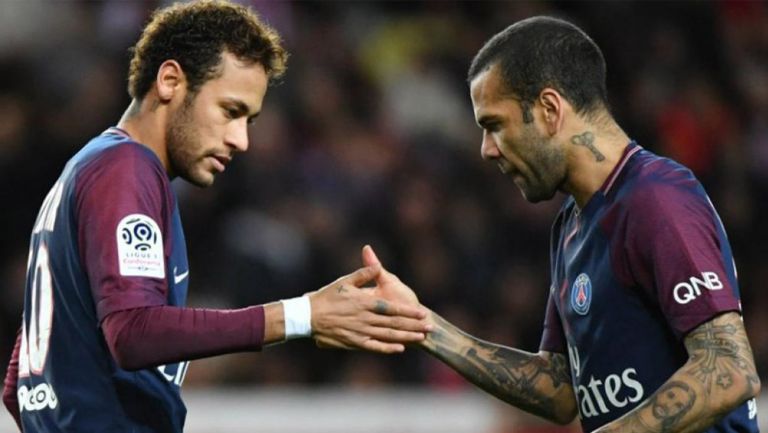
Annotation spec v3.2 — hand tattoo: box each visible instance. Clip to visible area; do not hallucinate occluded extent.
[374,300,389,314]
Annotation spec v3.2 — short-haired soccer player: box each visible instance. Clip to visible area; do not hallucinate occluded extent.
[367,16,760,433]
[2,2,430,431]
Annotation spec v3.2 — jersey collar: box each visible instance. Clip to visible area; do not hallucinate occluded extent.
[600,141,642,196]
[103,126,132,139]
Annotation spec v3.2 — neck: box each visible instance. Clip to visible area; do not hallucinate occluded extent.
[117,98,171,173]
[561,119,631,208]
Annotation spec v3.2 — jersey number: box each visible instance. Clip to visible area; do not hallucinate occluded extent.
[19,244,55,376]
[20,182,63,376]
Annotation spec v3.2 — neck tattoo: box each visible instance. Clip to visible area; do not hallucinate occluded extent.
[570,131,605,162]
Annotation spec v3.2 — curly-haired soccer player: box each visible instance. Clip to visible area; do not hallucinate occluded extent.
[2,2,429,431]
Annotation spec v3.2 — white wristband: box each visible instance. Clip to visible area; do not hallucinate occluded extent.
[281,296,312,340]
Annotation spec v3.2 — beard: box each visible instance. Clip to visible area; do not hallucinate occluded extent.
[516,126,566,203]
[166,96,213,187]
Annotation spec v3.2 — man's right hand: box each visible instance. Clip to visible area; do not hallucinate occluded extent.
[361,245,421,307]
[308,264,431,354]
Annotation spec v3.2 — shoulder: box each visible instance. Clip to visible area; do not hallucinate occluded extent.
[607,152,724,263]
[616,151,710,221]
[79,139,165,179]
[73,138,173,215]
[74,139,169,195]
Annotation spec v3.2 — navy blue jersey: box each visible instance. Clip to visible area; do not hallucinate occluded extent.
[540,142,758,432]
[16,128,190,432]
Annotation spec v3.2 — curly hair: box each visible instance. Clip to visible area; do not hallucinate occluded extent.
[128,0,288,100]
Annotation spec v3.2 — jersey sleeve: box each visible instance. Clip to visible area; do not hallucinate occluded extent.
[101,305,265,370]
[3,327,21,431]
[540,206,568,354]
[624,179,740,339]
[75,144,172,322]
[539,289,567,353]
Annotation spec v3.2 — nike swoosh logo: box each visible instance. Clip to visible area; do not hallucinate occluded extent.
[173,267,189,284]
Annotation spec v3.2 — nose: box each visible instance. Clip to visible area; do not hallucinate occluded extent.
[480,131,499,160]
[225,118,249,152]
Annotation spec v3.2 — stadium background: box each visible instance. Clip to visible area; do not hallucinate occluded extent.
[0,0,767,431]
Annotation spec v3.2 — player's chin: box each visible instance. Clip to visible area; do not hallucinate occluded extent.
[520,184,556,203]
[183,168,216,188]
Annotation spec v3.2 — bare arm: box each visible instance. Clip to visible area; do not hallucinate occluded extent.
[420,311,577,424]
[359,245,577,424]
[595,312,760,433]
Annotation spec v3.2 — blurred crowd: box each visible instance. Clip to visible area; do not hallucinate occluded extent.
[1,0,767,395]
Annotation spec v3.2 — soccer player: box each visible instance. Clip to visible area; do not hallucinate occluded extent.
[364,16,761,433]
[1,2,430,431]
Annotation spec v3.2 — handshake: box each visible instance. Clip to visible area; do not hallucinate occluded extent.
[267,245,433,353]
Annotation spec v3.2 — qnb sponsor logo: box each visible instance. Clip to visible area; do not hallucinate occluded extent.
[673,272,723,305]
[577,368,644,419]
[18,383,58,412]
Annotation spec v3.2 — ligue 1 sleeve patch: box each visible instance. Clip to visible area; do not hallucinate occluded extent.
[116,214,165,278]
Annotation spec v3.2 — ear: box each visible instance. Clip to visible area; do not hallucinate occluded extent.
[538,88,565,136]
[155,60,185,103]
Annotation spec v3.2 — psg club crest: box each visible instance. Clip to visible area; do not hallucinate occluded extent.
[570,273,592,315]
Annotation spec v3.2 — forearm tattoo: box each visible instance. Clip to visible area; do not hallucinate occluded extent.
[600,312,759,433]
[683,314,760,396]
[650,381,697,432]
[424,313,573,422]
[570,131,605,162]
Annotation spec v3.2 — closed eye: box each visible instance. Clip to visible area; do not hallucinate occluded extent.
[221,100,260,125]
[221,98,250,121]
[477,116,502,133]
[483,122,500,133]
[225,108,239,119]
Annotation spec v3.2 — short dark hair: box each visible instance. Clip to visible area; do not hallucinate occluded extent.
[128,0,288,100]
[468,16,608,119]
